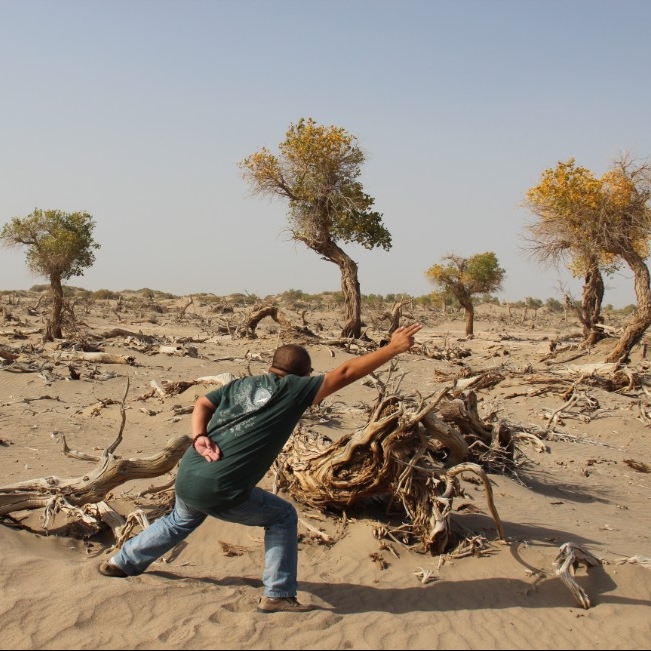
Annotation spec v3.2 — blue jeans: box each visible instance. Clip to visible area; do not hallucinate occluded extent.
[111,488,299,598]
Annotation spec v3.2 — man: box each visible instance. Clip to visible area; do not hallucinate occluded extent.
[99,323,422,613]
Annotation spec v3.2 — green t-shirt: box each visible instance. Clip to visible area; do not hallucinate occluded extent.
[175,372,324,511]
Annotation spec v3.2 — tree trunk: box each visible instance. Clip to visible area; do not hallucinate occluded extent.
[388,299,408,335]
[460,298,474,336]
[581,265,605,346]
[299,235,362,338]
[50,274,64,339]
[339,255,361,338]
[606,251,651,363]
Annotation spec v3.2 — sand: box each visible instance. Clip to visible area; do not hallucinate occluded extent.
[0,291,650,650]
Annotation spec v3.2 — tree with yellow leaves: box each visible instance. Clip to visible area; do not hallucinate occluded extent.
[239,118,391,338]
[523,159,616,346]
[524,156,651,362]
[425,252,505,336]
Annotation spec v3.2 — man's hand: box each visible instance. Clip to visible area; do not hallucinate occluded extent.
[193,435,221,463]
[389,323,423,353]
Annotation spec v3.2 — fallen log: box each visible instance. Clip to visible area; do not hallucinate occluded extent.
[0,328,42,337]
[0,379,189,537]
[0,435,190,518]
[50,351,136,365]
[96,328,158,344]
[0,345,19,361]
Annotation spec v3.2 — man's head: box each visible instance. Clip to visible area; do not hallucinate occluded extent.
[269,344,313,377]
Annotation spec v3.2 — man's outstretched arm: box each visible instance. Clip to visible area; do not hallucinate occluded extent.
[313,323,423,405]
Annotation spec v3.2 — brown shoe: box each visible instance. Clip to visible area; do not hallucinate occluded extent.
[257,596,315,613]
[98,560,128,578]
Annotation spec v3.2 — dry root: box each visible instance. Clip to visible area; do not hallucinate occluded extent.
[273,377,509,555]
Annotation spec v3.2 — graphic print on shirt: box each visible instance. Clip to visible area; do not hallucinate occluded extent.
[210,379,275,438]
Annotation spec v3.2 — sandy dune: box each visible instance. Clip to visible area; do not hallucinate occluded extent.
[1,291,650,649]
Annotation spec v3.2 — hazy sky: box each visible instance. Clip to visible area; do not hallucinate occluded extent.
[1,0,650,307]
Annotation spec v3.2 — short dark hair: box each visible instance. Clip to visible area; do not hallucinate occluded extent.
[271,344,312,376]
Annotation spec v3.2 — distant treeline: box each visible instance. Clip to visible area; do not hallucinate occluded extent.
[0,285,637,316]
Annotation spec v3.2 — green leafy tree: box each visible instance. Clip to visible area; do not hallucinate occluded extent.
[524,156,651,362]
[240,118,391,338]
[525,297,543,309]
[545,297,564,313]
[428,289,456,314]
[1,209,99,339]
[425,252,505,335]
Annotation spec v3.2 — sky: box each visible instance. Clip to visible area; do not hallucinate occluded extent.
[1,0,650,307]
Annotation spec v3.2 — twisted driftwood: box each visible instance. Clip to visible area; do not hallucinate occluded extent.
[235,304,318,339]
[0,435,190,518]
[273,381,507,555]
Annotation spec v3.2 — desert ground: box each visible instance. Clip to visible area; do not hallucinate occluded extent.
[0,289,650,650]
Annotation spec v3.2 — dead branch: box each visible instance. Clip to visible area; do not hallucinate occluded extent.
[553,542,600,609]
[50,351,136,365]
[0,379,190,527]
[178,295,194,320]
[439,392,493,444]
[236,304,317,339]
[299,517,334,544]
[0,345,19,361]
[445,463,504,541]
[0,435,190,518]
[623,458,651,473]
